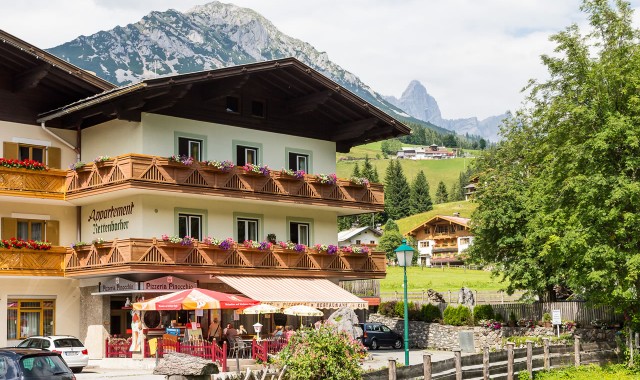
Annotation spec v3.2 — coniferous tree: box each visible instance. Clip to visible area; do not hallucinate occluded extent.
[361,155,379,183]
[410,170,433,214]
[435,181,449,204]
[351,162,361,177]
[384,160,411,220]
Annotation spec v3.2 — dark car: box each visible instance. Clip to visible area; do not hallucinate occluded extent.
[358,322,403,350]
[0,348,75,379]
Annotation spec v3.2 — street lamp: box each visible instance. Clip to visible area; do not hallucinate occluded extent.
[394,239,415,366]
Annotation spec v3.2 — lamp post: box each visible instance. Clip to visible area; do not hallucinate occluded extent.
[395,239,415,366]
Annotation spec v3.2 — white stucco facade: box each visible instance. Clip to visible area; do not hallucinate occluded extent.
[0,121,78,169]
[81,113,337,175]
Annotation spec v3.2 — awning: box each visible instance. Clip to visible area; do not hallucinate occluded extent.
[216,276,368,309]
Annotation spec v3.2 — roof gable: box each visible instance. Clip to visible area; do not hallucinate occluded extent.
[406,215,470,236]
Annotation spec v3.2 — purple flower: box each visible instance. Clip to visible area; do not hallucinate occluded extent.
[219,238,235,250]
[327,244,338,254]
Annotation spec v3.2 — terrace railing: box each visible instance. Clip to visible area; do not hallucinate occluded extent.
[0,247,67,276]
[65,238,386,278]
[65,154,384,211]
[0,167,66,199]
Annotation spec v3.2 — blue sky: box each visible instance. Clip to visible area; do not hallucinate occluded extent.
[2,1,639,120]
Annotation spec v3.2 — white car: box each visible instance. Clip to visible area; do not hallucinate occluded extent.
[17,335,89,373]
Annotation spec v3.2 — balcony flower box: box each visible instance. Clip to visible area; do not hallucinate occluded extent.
[347,177,370,187]
[276,169,305,181]
[93,156,114,167]
[201,160,235,173]
[314,173,337,186]
[242,164,270,176]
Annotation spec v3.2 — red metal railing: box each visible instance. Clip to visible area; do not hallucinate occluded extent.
[105,338,228,372]
[251,337,289,361]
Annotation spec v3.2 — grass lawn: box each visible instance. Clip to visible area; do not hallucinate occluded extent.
[380,266,504,293]
[396,200,478,234]
[530,365,640,379]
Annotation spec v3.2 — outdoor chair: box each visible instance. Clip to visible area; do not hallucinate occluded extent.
[230,337,251,358]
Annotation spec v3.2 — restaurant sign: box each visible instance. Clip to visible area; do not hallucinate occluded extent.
[100,277,139,293]
[142,276,196,291]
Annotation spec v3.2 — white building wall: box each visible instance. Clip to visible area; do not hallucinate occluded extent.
[339,230,380,246]
[80,195,339,245]
[0,121,78,168]
[80,119,142,163]
[80,196,144,243]
[0,277,80,347]
[457,236,474,253]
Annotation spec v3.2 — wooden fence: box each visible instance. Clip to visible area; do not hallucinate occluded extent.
[363,337,618,380]
[380,290,525,305]
[491,302,621,326]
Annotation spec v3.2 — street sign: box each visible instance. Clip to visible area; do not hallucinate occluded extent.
[552,309,561,325]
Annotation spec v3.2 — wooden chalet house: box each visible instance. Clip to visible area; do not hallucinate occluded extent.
[406,215,474,266]
[0,30,409,356]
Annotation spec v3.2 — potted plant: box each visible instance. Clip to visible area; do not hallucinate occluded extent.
[542,312,552,328]
[267,234,277,244]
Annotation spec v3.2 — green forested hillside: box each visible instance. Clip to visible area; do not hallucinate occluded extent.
[336,142,475,199]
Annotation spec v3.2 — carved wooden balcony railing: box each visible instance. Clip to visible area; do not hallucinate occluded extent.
[0,247,67,276]
[64,155,383,211]
[0,167,66,199]
[64,238,386,279]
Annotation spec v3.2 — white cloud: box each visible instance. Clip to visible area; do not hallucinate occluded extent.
[1,0,639,119]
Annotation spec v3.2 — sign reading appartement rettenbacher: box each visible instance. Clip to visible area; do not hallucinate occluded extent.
[88,202,134,234]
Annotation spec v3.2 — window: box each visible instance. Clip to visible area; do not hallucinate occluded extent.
[178,213,202,240]
[18,144,45,163]
[419,241,429,248]
[237,218,259,242]
[289,222,310,246]
[237,145,259,166]
[251,100,265,118]
[226,96,240,113]
[7,299,55,339]
[17,220,44,241]
[355,239,361,245]
[1,218,59,245]
[288,152,309,172]
[370,240,376,244]
[178,137,203,161]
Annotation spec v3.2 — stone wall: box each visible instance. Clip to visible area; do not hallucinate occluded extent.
[80,286,110,359]
[367,314,617,353]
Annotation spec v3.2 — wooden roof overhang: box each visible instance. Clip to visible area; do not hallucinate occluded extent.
[37,58,410,152]
[406,215,471,237]
[0,30,115,125]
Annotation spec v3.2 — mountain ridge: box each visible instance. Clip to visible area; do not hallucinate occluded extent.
[46,1,486,139]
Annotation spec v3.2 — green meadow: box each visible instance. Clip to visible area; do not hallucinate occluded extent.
[380,266,504,293]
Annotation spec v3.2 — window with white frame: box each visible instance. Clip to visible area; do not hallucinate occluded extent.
[237,218,259,242]
[178,213,202,240]
[289,222,310,246]
[236,145,259,166]
[178,137,203,161]
[288,152,309,172]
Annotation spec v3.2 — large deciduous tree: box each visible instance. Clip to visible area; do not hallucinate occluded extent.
[469,0,640,313]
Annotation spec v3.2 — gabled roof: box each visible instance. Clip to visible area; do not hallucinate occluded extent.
[36,58,410,152]
[0,29,114,93]
[338,226,382,241]
[405,215,470,236]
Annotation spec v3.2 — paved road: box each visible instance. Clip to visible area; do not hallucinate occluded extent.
[76,349,455,378]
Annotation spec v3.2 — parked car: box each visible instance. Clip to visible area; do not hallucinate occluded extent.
[16,336,88,373]
[358,322,403,350]
[0,348,76,379]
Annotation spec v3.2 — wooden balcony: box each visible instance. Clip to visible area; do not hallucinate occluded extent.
[0,167,66,199]
[64,238,386,279]
[0,247,67,276]
[64,155,384,211]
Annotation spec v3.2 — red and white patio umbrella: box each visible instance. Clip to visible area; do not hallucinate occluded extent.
[132,288,259,311]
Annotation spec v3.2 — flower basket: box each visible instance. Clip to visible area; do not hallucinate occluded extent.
[201,160,234,173]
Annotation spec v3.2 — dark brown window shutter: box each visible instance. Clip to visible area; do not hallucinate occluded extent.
[1,217,17,240]
[45,220,60,246]
[3,142,19,160]
[47,147,61,169]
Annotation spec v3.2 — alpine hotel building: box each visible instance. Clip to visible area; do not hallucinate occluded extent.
[0,30,409,356]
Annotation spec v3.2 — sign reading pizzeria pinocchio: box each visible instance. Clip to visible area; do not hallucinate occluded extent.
[100,277,139,293]
[142,276,196,291]
[89,202,134,234]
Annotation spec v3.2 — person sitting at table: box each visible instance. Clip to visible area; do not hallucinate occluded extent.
[273,326,283,337]
[224,323,238,342]
[238,324,248,335]
[284,325,296,340]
